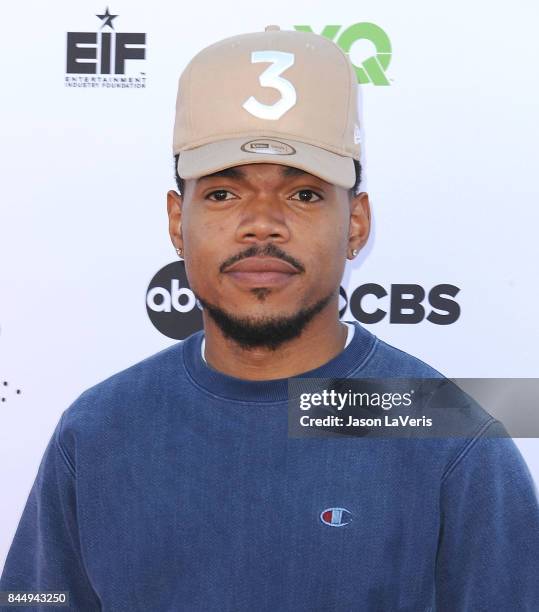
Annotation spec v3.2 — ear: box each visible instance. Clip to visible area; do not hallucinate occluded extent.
[167,190,184,253]
[348,191,371,258]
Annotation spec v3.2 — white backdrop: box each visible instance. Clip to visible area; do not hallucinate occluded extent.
[1,0,538,569]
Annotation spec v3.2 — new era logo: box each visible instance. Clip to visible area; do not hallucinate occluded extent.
[240,139,296,155]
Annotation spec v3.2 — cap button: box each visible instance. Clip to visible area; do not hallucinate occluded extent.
[264,25,280,31]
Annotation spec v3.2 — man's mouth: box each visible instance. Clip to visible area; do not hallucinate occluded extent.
[223,256,300,288]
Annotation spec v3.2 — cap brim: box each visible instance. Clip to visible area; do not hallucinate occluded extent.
[176,136,356,189]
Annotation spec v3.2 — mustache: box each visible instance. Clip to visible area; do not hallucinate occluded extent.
[220,243,305,274]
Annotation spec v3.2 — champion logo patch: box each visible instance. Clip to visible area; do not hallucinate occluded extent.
[320,507,353,527]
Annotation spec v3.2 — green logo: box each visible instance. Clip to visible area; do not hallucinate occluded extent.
[294,23,392,86]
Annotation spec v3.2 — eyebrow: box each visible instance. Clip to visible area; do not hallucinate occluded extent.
[197,165,312,182]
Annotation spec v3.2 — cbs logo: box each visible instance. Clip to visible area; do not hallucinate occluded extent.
[340,283,460,325]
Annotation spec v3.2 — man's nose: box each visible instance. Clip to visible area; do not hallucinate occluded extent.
[234,196,291,243]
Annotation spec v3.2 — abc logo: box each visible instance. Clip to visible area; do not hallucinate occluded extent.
[339,286,348,318]
[146,262,203,340]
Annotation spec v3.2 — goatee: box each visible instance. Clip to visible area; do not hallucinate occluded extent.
[195,291,335,351]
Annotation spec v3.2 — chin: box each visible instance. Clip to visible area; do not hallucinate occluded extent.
[197,289,334,350]
[228,294,307,318]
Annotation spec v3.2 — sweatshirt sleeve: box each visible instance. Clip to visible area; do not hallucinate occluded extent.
[435,418,539,611]
[0,412,101,611]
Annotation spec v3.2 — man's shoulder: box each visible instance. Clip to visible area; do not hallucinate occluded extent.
[361,329,445,379]
[356,329,506,462]
[86,339,186,396]
[363,330,501,439]
[60,339,190,436]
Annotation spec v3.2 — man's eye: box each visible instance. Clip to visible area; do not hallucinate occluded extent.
[207,190,235,201]
[290,189,322,203]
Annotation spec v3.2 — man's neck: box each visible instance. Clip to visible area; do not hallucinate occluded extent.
[201,311,349,381]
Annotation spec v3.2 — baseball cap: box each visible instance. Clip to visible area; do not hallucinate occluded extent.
[172,25,361,189]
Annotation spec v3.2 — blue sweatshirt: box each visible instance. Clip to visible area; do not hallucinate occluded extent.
[1,321,538,611]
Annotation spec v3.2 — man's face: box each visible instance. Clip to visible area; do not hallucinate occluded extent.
[167,162,369,349]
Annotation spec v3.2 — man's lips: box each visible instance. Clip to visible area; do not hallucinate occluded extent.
[223,257,300,287]
[224,257,299,274]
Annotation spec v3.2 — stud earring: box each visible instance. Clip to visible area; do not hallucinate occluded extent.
[176,247,183,258]
[351,249,358,257]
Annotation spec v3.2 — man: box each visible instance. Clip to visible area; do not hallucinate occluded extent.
[1,25,538,612]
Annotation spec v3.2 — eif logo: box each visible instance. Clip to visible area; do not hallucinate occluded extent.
[65,7,147,88]
[294,23,392,86]
[146,262,203,340]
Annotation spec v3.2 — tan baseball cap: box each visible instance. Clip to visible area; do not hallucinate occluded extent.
[172,25,361,189]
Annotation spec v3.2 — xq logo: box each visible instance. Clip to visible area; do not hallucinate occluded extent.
[294,23,392,86]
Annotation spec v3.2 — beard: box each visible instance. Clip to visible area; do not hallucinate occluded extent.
[195,290,335,351]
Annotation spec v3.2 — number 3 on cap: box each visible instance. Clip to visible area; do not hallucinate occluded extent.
[242,51,297,120]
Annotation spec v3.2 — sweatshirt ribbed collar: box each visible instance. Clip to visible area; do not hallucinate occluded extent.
[182,321,377,403]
